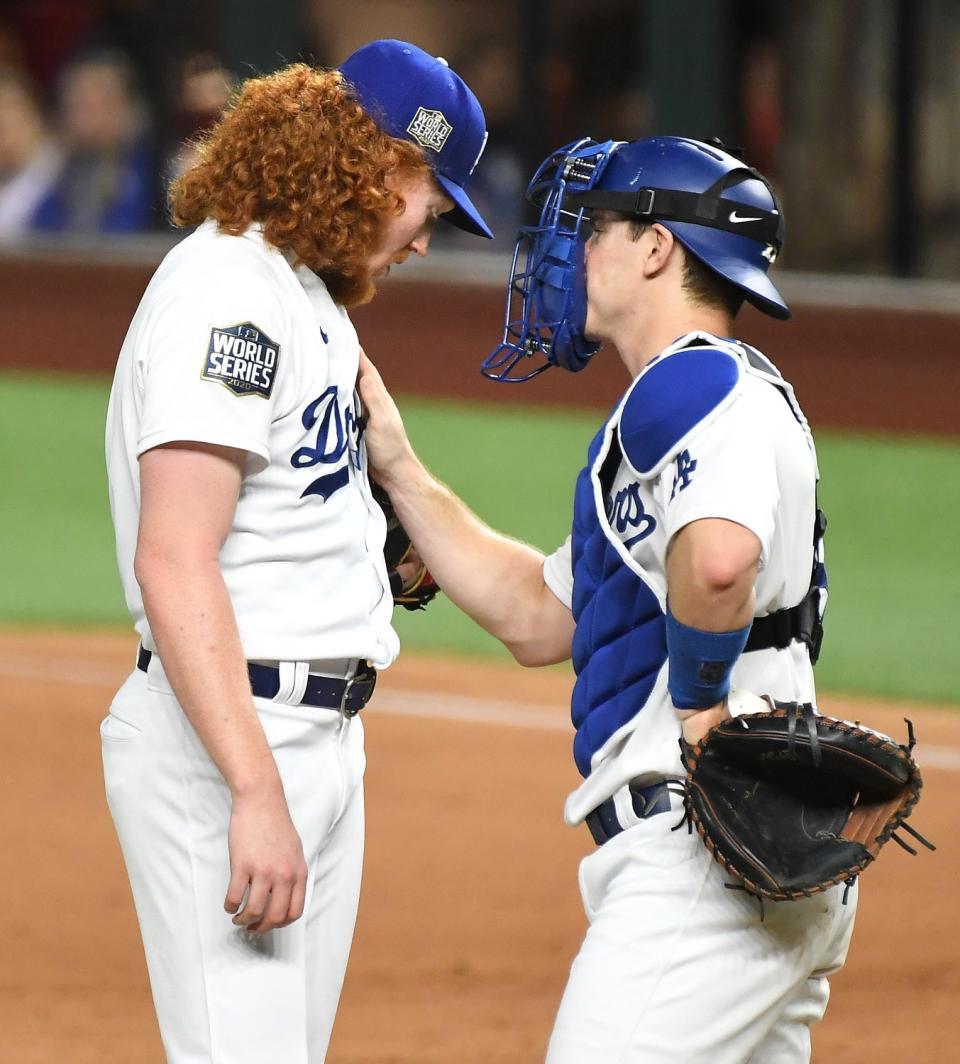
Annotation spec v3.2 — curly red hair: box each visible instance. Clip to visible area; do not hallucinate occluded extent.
[169,63,429,306]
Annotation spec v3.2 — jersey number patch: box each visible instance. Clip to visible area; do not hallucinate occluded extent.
[202,322,279,398]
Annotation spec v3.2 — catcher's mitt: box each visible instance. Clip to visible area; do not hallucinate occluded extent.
[680,698,934,903]
[371,482,439,611]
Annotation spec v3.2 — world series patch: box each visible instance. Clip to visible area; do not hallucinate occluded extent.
[406,106,452,152]
[202,322,280,398]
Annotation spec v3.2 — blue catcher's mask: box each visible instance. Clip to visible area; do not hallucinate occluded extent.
[482,138,621,383]
[483,135,788,383]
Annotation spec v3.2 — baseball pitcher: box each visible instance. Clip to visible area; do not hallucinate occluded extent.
[102,40,489,1063]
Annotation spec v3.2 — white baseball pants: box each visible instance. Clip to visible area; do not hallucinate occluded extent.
[547,793,857,1063]
[101,667,366,1063]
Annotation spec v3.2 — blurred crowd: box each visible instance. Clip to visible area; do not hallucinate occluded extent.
[0,25,527,250]
[0,44,232,246]
[2,0,956,276]
[0,0,755,254]
[0,0,645,252]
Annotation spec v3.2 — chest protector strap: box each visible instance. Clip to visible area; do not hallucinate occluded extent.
[744,506,827,663]
[682,339,828,665]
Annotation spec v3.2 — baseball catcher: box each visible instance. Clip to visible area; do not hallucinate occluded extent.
[357,132,938,1060]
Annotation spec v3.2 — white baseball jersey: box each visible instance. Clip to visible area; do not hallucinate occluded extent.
[105,219,399,668]
[543,331,819,825]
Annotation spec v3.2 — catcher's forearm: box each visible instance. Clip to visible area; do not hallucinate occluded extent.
[380,453,572,663]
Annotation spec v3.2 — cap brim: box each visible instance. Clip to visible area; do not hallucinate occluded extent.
[436,173,493,239]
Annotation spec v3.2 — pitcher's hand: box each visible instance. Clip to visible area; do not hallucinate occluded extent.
[224,786,307,934]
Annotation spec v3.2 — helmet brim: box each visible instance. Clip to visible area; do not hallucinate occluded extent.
[666,220,790,320]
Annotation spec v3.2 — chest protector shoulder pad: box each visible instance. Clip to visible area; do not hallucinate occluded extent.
[618,345,742,478]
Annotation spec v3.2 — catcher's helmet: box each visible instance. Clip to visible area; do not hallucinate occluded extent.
[483,135,787,382]
[573,136,788,320]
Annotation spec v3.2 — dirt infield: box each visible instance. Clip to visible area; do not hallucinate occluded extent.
[1,628,956,1063]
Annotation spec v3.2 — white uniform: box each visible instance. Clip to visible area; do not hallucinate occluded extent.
[102,220,397,1063]
[541,333,856,1063]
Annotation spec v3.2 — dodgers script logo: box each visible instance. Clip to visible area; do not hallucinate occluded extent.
[202,322,279,398]
[291,386,362,502]
[606,482,657,548]
[406,107,452,152]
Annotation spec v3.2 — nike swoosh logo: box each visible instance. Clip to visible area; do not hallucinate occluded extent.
[729,211,762,224]
[319,326,329,344]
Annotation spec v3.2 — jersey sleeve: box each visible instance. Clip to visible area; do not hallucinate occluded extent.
[543,534,574,609]
[137,274,290,469]
[660,393,778,566]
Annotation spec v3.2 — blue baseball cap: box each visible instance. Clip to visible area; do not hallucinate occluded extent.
[339,39,493,239]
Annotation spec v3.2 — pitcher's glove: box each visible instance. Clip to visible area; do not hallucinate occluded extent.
[680,698,934,903]
[371,482,440,611]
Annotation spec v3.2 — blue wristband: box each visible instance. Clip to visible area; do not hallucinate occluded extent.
[665,610,752,710]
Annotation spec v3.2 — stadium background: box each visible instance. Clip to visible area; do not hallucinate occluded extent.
[1,1,958,1061]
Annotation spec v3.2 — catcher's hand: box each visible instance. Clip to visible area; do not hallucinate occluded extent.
[680,697,934,902]
[371,481,439,611]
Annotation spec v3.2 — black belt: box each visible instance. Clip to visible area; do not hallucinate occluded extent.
[585,781,674,845]
[136,646,376,717]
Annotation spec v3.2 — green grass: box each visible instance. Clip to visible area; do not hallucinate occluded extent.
[391,397,595,661]
[814,435,960,701]
[1,372,125,624]
[2,369,958,703]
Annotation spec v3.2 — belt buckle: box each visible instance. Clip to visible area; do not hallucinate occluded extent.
[340,674,359,717]
[339,661,374,717]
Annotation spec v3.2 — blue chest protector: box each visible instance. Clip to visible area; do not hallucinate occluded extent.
[569,344,741,777]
